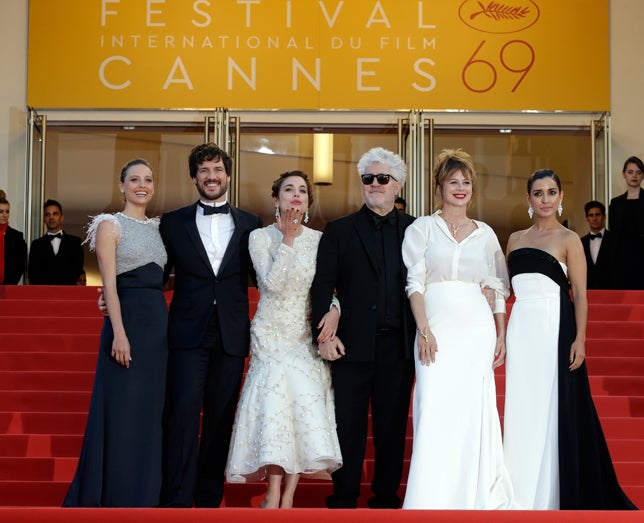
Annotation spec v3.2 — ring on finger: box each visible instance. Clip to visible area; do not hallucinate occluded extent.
[292,219,299,224]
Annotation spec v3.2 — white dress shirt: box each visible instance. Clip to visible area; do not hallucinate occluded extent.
[195,201,234,276]
[589,227,605,264]
[47,231,62,255]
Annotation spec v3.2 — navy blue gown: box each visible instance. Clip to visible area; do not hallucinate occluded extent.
[63,213,168,507]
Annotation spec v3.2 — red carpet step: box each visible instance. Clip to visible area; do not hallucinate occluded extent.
[0,286,643,509]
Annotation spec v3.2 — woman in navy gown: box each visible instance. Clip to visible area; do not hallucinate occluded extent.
[63,159,168,507]
[503,168,636,510]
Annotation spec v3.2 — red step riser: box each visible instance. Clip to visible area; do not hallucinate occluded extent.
[0,317,104,335]
[0,434,83,457]
[0,372,95,392]
[0,480,643,509]
[0,335,99,353]
[0,301,98,317]
[0,354,98,372]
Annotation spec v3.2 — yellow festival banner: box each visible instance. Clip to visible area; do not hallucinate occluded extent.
[27,0,609,111]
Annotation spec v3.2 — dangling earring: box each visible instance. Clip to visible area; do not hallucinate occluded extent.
[304,211,309,224]
[528,205,534,219]
[274,206,280,220]
[558,202,563,216]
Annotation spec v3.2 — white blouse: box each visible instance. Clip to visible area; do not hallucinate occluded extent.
[402,212,510,314]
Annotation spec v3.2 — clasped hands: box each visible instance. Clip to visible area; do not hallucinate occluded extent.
[316,306,344,361]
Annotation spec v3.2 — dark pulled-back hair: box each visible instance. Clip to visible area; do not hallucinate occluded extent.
[271,170,314,207]
[527,169,561,193]
[188,143,232,179]
[622,155,644,173]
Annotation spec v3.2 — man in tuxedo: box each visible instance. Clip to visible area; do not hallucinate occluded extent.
[581,200,612,289]
[311,147,415,509]
[28,199,84,285]
[160,143,262,507]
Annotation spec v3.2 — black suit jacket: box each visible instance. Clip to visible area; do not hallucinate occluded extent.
[159,201,261,354]
[28,232,84,285]
[581,229,612,289]
[311,205,415,362]
[2,226,27,285]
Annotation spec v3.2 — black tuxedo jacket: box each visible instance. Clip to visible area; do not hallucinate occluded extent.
[2,226,27,284]
[581,230,612,289]
[159,201,261,354]
[311,205,415,362]
[28,232,84,285]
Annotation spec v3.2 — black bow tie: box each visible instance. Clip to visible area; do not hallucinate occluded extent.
[48,232,63,240]
[590,232,603,240]
[199,202,230,215]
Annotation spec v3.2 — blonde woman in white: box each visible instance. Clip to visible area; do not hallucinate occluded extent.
[402,149,513,509]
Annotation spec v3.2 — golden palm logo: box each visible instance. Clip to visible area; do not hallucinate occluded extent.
[459,0,540,33]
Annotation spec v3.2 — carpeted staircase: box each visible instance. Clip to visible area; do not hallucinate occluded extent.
[0,285,643,508]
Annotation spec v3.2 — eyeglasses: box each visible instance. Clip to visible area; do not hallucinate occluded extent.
[361,173,395,185]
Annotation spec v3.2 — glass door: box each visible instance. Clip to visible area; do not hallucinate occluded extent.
[25,108,46,249]
[204,109,241,205]
[398,111,434,217]
[591,113,610,208]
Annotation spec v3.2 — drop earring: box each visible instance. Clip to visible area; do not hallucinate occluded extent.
[274,206,280,220]
[558,202,563,216]
[304,211,309,224]
[528,205,534,219]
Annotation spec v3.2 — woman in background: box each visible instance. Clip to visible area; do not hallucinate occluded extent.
[64,159,168,507]
[226,171,342,508]
[504,168,635,510]
[0,190,27,285]
[608,156,644,289]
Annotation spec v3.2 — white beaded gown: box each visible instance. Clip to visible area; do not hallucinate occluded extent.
[401,213,514,509]
[226,224,342,482]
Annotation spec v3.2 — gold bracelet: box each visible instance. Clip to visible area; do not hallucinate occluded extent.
[417,327,429,343]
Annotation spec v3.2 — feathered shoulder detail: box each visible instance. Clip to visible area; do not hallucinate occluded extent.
[84,213,121,252]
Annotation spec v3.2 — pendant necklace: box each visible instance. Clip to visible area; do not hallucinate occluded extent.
[445,218,470,238]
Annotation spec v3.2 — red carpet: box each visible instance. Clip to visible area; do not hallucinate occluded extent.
[0,285,643,517]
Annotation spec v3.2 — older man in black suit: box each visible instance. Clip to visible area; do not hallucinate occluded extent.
[580,200,612,289]
[311,147,415,509]
[160,143,261,507]
[28,199,84,285]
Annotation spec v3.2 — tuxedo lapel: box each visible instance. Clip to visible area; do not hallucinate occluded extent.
[182,202,216,277]
[581,235,593,265]
[217,206,243,277]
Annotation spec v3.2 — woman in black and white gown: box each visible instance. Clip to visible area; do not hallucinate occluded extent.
[504,168,636,510]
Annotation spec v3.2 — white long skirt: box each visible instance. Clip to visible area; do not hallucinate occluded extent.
[403,281,513,509]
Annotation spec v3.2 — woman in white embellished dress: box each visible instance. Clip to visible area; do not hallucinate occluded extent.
[402,149,513,509]
[504,168,635,509]
[63,159,168,507]
[226,171,342,509]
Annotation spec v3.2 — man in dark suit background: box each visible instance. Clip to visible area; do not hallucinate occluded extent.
[581,200,612,289]
[160,143,261,507]
[311,147,415,509]
[28,199,84,285]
